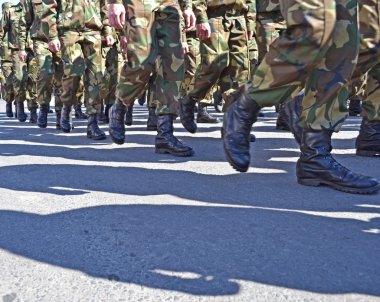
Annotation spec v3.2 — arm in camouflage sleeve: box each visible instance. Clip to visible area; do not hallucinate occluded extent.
[0,9,10,48]
[245,0,256,33]
[101,0,113,37]
[193,0,208,24]
[182,0,192,10]
[19,0,33,51]
[41,0,59,41]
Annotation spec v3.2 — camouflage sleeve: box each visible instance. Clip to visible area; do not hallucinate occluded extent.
[182,0,193,10]
[246,0,256,33]
[193,0,208,24]
[101,0,113,37]
[41,0,59,41]
[0,10,9,48]
[19,0,33,51]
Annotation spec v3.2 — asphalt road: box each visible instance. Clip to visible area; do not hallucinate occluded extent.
[0,101,379,302]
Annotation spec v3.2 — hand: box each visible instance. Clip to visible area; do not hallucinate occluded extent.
[183,9,196,31]
[182,42,189,55]
[106,35,115,47]
[120,36,127,53]
[247,31,254,40]
[109,4,125,30]
[49,39,61,53]
[196,22,211,40]
[19,50,27,62]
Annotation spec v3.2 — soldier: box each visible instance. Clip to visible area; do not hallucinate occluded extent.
[0,0,38,123]
[42,0,114,139]
[19,0,64,128]
[0,3,15,118]
[108,0,195,156]
[180,0,256,127]
[180,0,380,193]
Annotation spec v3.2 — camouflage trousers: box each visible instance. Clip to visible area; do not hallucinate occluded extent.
[248,38,258,72]
[60,31,103,115]
[189,14,250,109]
[348,0,380,121]
[100,43,124,106]
[181,30,199,97]
[1,61,14,103]
[247,0,360,131]
[117,4,184,116]
[11,50,38,109]
[256,11,286,64]
[34,40,63,111]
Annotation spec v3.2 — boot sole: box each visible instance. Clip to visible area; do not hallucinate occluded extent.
[110,134,125,145]
[155,148,194,157]
[356,150,380,157]
[197,120,220,124]
[223,142,249,173]
[298,178,380,194]
[146,126,157,131]
[38,124,47,128]
[87,135,106,140]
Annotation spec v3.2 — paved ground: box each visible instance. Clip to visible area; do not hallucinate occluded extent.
[0,101,379,302]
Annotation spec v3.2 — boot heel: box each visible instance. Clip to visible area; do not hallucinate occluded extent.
[297,178,321,187]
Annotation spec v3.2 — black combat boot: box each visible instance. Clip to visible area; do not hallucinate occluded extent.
[87,114,106,140]
[138,91,147,106]
[276,102,290,131]
[197,103,220,123]
[16,102,27,122]
[6,102,13,117]
[155,115,194,157]
[147,107,158,131]
[61,105,73,133]
[74,103,88,119]
[283,92,303,145]
[349,97,362,116]
[125,104,133,126]
[223,92,262,172]
[37,104,49,128]
[179,95,197,133]
[221,127,256,142]
[56,110,61,130]
[109,99,126,145]
[297,129,379,194]
[355,118,380,157]
[104,104,112,124]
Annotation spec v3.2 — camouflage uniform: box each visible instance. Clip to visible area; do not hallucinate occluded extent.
[19,0,64,113]
[189,0,255,109]
[0,2,38,112]
[255,0,286,64]
[0,25,14,104]
[41,0,112,116]
[112,0,185,116]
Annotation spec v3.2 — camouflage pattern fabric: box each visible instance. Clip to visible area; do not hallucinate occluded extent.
[115,3,184,116]
[33,40,63,110]
[188,10,251,108]
[60,32,104,114]
[362,63,380,121]
[0,3,23,50]
[247,0,359,131]
[181,30,199,97]
[248,36,258,71]
[100,37,124,106]
[0,33,14,103]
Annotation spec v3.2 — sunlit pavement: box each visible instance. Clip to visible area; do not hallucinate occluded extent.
[0,101,379,302]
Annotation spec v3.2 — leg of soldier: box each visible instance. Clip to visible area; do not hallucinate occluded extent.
[74,77,88,119]
[181,16,230,131]
[154,5,193,156]
[60,32,85,132]
[98,44,111,122]
[12,50,28,122]
[53,52,64,129]
[356,63,380,156]
[146,61,159,131]
[34,40,55,127]
[109,2,156,144]
[2,63,14,117]
[26,50,38,123]
[181,31,199,97]
[223,0,379,193]
[81,33,106,140]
